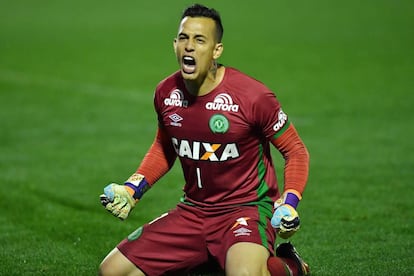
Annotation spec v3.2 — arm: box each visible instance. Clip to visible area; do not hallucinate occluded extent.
[271,123,309,204]
[271,123,310,238]
[124,126,177,199]
[136,126,177,184]
[100,127,177,220]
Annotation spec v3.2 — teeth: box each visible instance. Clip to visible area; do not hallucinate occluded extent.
[183,56,195,65]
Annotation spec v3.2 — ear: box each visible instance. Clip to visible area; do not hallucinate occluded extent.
[213,43,223,60]
[173,38,177,55]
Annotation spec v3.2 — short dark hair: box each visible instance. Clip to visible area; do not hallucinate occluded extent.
[181,4,224,42]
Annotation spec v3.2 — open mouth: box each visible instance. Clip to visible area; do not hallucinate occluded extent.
[182,56,196,74]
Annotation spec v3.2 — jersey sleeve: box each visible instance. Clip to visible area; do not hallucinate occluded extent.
[252,89,290,140]
[135,128,177,185]
[134,84,177,185]
[271,123,309,195]
[252,88,309,196]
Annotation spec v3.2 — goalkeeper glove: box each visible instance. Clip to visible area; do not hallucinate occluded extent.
[100,183,136,220]
[271,190,301,239]
[100,173,150,220]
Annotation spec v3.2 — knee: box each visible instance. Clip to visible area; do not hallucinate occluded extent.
[226,264,267,276]
[226,257,268,276]
[99,260,144,276]
[98,259,116,276]
[225,243,270,276]
[99,250,121,276]
[98,248,144,276]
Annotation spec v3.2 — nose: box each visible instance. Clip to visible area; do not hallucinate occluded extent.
[185,39,195,52]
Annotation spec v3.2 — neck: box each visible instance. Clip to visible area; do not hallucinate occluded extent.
[185,65,225,96]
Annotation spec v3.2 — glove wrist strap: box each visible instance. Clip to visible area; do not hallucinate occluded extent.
[125,173,150,200]
[285,192,300,209]
[283,189,302,209]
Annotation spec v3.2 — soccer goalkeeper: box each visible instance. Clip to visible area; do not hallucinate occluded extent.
[99,4,310,276]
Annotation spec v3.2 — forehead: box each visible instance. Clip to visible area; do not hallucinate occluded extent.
[178,16,216,38]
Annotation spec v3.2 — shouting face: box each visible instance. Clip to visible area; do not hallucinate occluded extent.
[174,16,223,84]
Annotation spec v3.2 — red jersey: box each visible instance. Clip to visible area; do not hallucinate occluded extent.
[154,67,290,209]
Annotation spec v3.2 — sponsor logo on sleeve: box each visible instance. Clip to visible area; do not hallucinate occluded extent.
[273,110,288,132]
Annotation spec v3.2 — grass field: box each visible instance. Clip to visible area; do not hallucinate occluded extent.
[1,0,413,275]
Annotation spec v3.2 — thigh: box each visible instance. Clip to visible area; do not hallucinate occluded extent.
[117,205,209,275]
[207,205,276,269]
[99,247,145,276]
[226,242,270,276]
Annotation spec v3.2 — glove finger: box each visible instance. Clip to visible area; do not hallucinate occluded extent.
[100,194,112,207]
[108,196,124,214]
[117,204,131,220]
[278,217,300,239]
[105,201,121,216]
[112,195,127,209]
[280,216,300,230]
[271,205,293,228]
[103,184,116,201]
[102,195,122,215]
[278,228,296,239]
[110,195,132,219]
[271,209,285,228]
[271,216,281,228]
[110,202,129,220]
[100,185,134,220]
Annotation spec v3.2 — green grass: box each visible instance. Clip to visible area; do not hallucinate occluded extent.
[1,0,413,275]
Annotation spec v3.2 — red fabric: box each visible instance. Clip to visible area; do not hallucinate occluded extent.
[118,204,275,275]
[152,68,283,206]
[271,124,310,195]
[136,127,176,185]
[268,256,292,275]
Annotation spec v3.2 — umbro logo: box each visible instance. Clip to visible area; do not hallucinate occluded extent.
[233,227,252,237]
[231,217,252,237]
[205,93,239,112]
[164,89,188,108]
[169,113,183,127]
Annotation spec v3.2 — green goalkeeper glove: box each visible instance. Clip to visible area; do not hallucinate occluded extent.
[100,173,150,220]
[271,190,301,239]
[100,183,137,220]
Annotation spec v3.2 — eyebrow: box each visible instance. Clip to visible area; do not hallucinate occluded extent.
[178,32,208,39]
